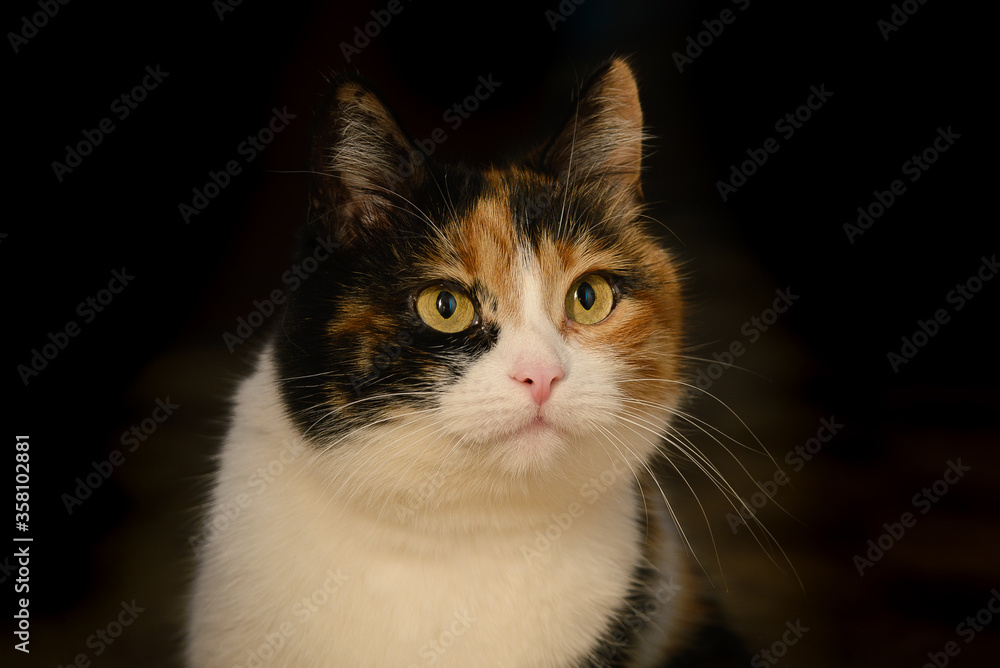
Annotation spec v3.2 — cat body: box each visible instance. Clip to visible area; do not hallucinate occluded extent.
[187,59,746,667]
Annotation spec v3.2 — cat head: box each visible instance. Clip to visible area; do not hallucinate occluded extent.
[274,58,685,517]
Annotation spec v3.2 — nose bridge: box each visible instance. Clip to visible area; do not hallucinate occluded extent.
[506,320,563,366]
[501,256,567,406]
[504,254,564,363]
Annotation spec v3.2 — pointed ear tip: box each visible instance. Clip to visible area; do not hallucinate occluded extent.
[581,59,639,116]
[604,58,639,91]
[607,56,636,74]
[597,59,642,128]
[598,55,634,79]
[318,71,383,111]
[331,78,368,105]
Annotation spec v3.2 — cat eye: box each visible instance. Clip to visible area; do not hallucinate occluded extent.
[414,284,477,333]
[565,274,615,325]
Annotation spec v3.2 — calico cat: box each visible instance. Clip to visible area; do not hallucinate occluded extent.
[187,58,748,667]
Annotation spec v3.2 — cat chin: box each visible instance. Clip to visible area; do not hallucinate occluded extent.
[489,419,569,474]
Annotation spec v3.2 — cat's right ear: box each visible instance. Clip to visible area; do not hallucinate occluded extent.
[308,75,422,247]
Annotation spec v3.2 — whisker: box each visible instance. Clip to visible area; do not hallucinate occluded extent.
[616,395,802,587]
[619,376,772,462]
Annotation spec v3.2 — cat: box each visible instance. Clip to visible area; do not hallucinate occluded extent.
[186,57,749,667]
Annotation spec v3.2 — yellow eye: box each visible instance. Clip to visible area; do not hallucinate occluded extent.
[415,285,477,333]
[566,274,615,324]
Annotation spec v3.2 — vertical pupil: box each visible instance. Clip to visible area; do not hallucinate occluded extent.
[436,291,457,318]
[577,282,596,310]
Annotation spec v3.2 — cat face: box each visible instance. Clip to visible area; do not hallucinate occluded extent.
[274,59,684,508]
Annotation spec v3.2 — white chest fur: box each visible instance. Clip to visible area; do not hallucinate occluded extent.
[187,355,655,668]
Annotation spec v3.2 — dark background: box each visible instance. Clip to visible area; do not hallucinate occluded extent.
[5,0,996,666]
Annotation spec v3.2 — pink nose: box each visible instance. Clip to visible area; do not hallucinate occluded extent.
[513,364,564,406]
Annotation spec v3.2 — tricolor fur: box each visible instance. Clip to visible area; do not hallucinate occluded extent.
[187,58,748,667]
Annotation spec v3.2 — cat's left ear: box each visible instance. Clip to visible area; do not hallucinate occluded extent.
[538,57,644,202]
[308,74,423,247]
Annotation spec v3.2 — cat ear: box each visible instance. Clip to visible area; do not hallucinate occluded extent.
[539,58,644,201]
[308,75,422,246]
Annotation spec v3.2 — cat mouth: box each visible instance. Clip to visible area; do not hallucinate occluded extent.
[506,414,563,443]
[519,416,550,433]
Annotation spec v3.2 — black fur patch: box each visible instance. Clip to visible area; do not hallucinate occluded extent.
[274,160,499,444]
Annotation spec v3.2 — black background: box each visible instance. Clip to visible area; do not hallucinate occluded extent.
[5,0,996,666]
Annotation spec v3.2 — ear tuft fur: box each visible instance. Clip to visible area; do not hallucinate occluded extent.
[308,75,422,247]
[538,57,645,201]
